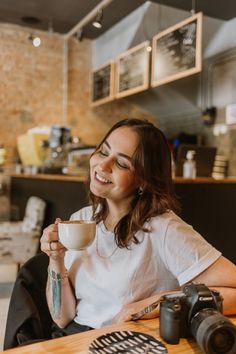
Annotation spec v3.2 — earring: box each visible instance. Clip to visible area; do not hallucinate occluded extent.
[138,188,143,196]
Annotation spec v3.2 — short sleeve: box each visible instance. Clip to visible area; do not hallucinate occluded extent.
[161,216,221,286]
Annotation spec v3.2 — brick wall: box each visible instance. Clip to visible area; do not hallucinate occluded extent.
[0,23,157,164]
[0,24,64,162]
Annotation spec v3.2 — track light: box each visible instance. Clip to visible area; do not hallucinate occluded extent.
[74,28,83,42]
[92,10,103,29]
[28,34,41,47]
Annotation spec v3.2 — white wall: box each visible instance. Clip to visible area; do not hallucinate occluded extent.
[204,17,236,58]
[92,2,229,67]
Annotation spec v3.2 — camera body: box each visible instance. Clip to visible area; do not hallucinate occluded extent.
[160,283,222,344]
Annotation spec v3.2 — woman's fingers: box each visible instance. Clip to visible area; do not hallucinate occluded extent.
[40,220,67,258]
[41,223,59,242]
[42,240,64,252]
[55,218,61,225]
[41,239,66,259]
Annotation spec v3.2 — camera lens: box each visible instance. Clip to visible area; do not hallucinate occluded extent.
[191,309,236,354]
[209,328,235,353]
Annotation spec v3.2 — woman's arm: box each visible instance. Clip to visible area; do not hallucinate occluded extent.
[114,256,236,324]
[41,220,77,328]
[113,291,174,324]
[192,256,236,315]
[46,258,77,328]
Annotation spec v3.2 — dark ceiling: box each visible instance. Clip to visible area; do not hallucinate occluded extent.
[0,0,235,38]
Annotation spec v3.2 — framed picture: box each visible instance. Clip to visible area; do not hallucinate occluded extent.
[116,41,150,99]
[91,61,115,107]
[151,12,202,87]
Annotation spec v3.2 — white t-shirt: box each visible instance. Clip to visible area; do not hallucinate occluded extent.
[64,206,221,328]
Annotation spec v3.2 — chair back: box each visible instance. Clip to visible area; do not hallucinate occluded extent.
[4,253,52,349]
[22,196,46,232]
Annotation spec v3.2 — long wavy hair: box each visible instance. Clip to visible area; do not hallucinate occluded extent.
[89,118,179,248]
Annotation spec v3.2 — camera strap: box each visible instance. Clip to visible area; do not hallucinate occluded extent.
[131,297,164,320]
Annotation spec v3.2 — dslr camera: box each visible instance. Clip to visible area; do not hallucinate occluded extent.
[160,283,236,354]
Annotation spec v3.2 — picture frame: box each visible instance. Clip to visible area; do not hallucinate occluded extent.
[116,41,150,99]
[91,61,115,107]
[151,12,202,88]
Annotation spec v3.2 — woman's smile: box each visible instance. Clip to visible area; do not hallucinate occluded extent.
[94,171,112,184]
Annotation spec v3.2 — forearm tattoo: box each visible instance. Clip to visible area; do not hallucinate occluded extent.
[49,271,62,318]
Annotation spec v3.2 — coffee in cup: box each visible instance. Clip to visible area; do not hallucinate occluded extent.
[58,220,96,250]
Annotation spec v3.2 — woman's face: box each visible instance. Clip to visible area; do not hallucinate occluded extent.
[90,127,139,204]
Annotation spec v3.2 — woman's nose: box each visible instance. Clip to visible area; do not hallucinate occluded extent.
[99,157,113,172]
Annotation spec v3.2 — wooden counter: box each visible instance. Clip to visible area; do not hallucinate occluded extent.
[7,172,87,182]
[174,176,236,184]
[8,173,89,229]
[7,172,236,184]
[2,316,236,353]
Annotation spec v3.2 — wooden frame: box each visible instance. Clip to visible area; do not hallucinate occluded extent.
[115,41,150,99]
[151,12,202,88]
[91,61,115,107]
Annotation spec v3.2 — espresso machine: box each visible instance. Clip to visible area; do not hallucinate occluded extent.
[42,125,72,174]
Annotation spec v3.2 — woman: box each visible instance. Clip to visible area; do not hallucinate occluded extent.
[40,118,236,335]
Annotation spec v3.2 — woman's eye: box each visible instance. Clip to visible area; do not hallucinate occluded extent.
[99,149,108,157]
[116,160,129,169]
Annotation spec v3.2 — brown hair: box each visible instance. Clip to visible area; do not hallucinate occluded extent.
[89,118,179,248]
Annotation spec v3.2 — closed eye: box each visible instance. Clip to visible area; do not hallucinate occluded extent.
[116,160,130,169]
[98,149,108,157]
[97,143,132,170]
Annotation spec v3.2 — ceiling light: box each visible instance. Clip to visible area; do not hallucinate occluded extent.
[190,0,196,15]
[28,34,41,47]
[92,10,103,29]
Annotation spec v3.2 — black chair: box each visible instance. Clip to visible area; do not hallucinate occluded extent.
[4,252,53,349]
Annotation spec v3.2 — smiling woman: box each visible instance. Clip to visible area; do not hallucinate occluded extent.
[88,118,177,248]
[39,118,236,342]
[89,126,139,209]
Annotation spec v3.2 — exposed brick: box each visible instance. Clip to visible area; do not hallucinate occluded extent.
[0,23,156,165]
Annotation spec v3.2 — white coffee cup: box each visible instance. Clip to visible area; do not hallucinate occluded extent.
[58,220,96,250]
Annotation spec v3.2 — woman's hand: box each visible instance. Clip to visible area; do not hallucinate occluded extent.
[40,218,67,260]
[113,296,161,324]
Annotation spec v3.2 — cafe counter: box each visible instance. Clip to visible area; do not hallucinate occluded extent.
[7,173,89,229]
[6,173,236,264]
[7,172,236,183]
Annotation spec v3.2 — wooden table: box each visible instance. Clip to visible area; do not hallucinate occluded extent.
[2,316,236,353]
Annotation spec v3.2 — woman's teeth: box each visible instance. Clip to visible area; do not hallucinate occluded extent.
[96,172,110,183]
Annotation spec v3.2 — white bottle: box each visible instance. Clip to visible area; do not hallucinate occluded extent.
[183,150,196,178]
